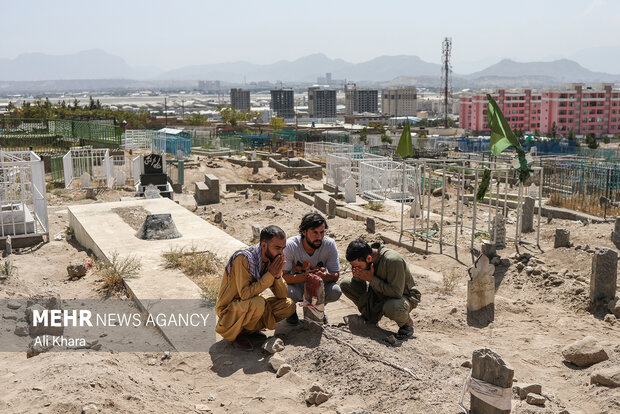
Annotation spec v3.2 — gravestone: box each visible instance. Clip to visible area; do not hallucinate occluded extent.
[344,177,356,203]
[467,255,495,327]
[114,170,126,187]
[215,137,221,150]
[80,172,91,188]
[612,217,620,249]
[521,196,535,233]
[252,225,261,240]
[590,248,618,305]
[366,217,375,234]
[251,150,257,161]
[140,153,172,199]
[135,214,182,240]
[491,214,506,249]
[470,348,514,414]
[328,197,336,219]
[528,183,538,198]
[554,228,571,248]
[409,200,421,218]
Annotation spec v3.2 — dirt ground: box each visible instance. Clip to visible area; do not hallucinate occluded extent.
[0,156,619,414]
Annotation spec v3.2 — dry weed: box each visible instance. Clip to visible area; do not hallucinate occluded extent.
[162,246,225,302]
[95,252,141,296]
[438,269,460,295]
[363,201,385,212]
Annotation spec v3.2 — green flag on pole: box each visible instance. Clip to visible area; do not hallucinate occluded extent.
[395,120,413,158]
[486,94,521,156]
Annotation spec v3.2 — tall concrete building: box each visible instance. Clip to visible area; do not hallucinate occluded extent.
[345,84,379,115]
[308,87,337,118]
[459,83,620,135]
[230,88,250,111]
[381,87,418,116]
[270,88,295,118]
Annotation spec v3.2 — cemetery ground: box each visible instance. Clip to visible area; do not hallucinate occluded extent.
[1,157,619,414]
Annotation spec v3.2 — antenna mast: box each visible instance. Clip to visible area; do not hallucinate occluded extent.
[441,37,452,128]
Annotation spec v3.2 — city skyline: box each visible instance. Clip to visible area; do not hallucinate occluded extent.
[2,0,619,74]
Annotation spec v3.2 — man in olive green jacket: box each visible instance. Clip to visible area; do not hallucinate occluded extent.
[341,239,421,339]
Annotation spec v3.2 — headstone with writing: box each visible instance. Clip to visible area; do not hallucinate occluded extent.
[139,153,172,199]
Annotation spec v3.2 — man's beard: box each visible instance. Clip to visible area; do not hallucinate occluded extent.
[266,249,278,262]
[308,239,322,249]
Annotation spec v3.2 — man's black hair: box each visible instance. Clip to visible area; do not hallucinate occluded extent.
[260,225,286,243]
[346,239,372,262]
[299,212,328,236]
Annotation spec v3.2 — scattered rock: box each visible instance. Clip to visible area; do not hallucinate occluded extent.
[305,383,330,406]
[500,258,511,267]
[14,321,29,336]
[214,212,222,224]
[269,355,286,372]
[562,336,609,367]
[432,187,443,197]
[262,337,285,354]
[514,383,542,399]
[603,314,615,325]
[526,393,546,406]
[251,225,261,240]
[449,307,457,315]
[608,299,620,318]
[272,191,282,201]
[276,364,291,377]
[525,266,534,275]
[516,262,525,271]
[490,256,501,265]
[7,300,22,310]
[82,403,99,414]
[67,261,87,279]
[590,367,620,387]
[265,205,275,211]
[461,360,472,368]
[194,403,212,412]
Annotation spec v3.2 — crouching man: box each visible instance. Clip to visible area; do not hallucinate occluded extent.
[216,225,295,350]
[341,239,421,339]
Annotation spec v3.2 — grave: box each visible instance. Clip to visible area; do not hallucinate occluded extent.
[344,177,356,203]
[554,228,571,248]
[195,174,220,205]
[467,255,495,327]
[490,214,506,249]
[268,157,322,179]
[136,153,173,199]
[68,198,245,349]
[521,196,535,233]
[469,348,514,414]
[590,248,618,305]
[135,213,182,240]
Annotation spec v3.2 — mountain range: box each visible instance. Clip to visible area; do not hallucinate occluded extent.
[1,49,619,89]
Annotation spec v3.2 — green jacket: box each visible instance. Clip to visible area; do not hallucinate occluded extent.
[371,245,421,306]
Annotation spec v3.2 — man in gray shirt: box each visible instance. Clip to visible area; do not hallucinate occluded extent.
[283,212,341,325]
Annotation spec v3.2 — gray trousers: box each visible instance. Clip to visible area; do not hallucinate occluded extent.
[287,281,342,304]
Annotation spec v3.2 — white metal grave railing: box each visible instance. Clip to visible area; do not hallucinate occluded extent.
[358,159,420,201]
[63,147,112,189]
[122,130,156,150]
[0,150,48,240]
[326,152,388,190]
[305,142,354,163]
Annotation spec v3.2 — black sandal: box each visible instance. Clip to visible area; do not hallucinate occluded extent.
[396,324,414,340]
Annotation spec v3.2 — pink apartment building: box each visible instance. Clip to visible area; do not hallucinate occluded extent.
[459,83,620,136]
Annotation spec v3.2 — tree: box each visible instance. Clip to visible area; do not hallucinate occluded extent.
[270,116,286,132]
[185,113,209,126]
[359,127,368,145]
[586,133,599,149]
[603,135,611,144]
[380,133,392,144]
[550,121,557,139]
[567,128,576,140]
[369,121,386,134]
[533,129,541,138]
[514,128,524,138]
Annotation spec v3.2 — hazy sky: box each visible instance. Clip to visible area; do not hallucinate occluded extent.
[2,0,619,72]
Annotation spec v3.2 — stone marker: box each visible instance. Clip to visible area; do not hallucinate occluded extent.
[528,183,538,198]
[481,241,496,258]
[328,197,336,219]
[490,214,506,249]
[80,172,91,188]
[409,200,421,218]
[521,196,535,233]
[471,348,514,414]
[115,170,126,187]
[344,177,356,203]
[554,228,571,248]
[5,236,11,256]
[305,383,330,406]
[252,225,261,240]
[262,337,285,354]
[144,183,161,199]
[85,187,96,200]
[467,255,495,327]
[273,191,281,201]
[244,189,249,199]
[562,336,609,367]
[135,214,182,240]
[590,248,618,304]
[366,217,375,234]
[525,393,545,406]
[269,355,286,372]
[613,217,620,249]
[514,383,542,400]
[276,364,291,377]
